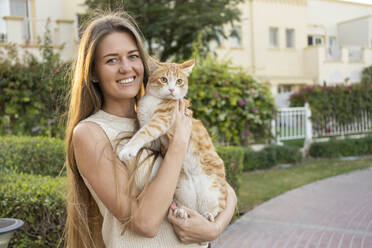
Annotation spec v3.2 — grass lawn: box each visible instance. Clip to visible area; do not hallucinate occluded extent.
[238,157,372,214]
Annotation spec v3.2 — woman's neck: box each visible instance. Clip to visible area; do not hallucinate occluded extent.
[102,98,136,118]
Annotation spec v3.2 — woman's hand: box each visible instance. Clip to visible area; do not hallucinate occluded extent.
[168,183,237,244]
[167,99,192,146]
[168,204,220,244]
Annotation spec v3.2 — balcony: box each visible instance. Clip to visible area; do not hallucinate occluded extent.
[304,45,372,85]
[0,16,77,60]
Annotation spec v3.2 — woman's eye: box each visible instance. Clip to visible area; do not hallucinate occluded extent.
[176,79,183,85]
[129,54,140,60]
[160,77,168,83]
[107,58,118,64]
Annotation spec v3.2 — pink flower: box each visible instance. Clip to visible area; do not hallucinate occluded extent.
[251,107,258,113]
[244,130,250,137]
[213,92,219,98]
[238,99,247,106]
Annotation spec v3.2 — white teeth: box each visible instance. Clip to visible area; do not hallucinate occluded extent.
[117,77,134,84]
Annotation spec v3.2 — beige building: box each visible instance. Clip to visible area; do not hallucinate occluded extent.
[215,0,372,106]
[0,0,85,60]
[1,0,372,106]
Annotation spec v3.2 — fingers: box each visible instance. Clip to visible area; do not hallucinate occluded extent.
[178,99,185,115]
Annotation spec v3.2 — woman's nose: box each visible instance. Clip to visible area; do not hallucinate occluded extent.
[119,60,131,73]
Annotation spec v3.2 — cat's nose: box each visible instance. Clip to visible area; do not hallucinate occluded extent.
[169,89,175,93]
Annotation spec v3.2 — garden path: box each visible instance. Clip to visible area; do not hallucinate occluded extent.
[213,167,372,248]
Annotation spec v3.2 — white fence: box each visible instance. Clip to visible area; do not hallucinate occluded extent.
[272,103,372,144]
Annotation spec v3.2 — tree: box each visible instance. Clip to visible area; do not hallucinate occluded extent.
[83,0,243,61]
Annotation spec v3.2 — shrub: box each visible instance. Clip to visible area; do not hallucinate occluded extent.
[216,146,244,197]
[362,65,372,85]
[0,171,66,248]
[243,145,302,171]
[290,83,372,136]
[188,54,275,146]
[0,25,70,138]
[309,135,372,158]
[0,136,65,176]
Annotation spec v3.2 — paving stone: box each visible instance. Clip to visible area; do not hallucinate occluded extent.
[213,168,372,248]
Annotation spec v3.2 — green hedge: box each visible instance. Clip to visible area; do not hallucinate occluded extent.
[309,135,372,158]
[243,145,302,171]
[216,146,244,197]
[0,136,65,176]
[0,35,69,138]
[290,83,372,135]
[0,171,66,248]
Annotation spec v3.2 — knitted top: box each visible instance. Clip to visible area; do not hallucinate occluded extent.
[80,110,207,248]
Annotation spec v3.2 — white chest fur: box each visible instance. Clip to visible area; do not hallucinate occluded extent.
[137,95,163,127]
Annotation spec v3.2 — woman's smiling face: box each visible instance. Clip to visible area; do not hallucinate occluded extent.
[93,31,144,102]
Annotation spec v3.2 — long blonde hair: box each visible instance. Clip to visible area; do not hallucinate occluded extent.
[64,12,149,248]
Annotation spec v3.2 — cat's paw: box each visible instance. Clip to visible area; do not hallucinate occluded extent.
[203,212,215,222]
[174,208,188,219]
[119,144,140,161]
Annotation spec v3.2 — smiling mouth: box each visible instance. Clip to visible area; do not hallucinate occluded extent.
[117,76,135,85]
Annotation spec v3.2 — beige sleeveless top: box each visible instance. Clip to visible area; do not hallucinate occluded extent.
[80,110,207,248]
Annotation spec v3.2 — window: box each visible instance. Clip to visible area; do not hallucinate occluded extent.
[269,27,279,48]
[286,29,295,48]
[308,35,324,46]
[10,0,31,43]
[230,26,241,48]
[278,85,292,93]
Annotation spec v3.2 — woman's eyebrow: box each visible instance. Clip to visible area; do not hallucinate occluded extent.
[103,50,139,58]
[128,49,139,54]
[103,53,118,58]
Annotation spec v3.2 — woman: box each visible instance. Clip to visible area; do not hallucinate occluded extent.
[64,12,237,248]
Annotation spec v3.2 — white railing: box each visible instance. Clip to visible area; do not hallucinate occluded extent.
[272,103,372,144]
[271,106,308,141]
[313,111,372,137]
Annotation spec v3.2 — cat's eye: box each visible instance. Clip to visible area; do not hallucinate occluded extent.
[160,77,168,83]
[176,79,183,85]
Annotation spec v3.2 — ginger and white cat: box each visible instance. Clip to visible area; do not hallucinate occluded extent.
[119,58,226,221]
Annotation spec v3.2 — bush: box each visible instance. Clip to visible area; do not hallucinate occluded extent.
[188,54,275,146]
[216,146,244,197]
[243,145,302,171]
[0,171,66,248]
[362,65,372,85]
[0,136,65,176]
[0,26,70,138]
[290,83,372,136]
[309,135,372,158]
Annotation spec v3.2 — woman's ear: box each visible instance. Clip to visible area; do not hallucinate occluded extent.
[180,59,195,76]
[147,56,161,73]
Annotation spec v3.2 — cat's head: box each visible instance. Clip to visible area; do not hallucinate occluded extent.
[146,57,194,100]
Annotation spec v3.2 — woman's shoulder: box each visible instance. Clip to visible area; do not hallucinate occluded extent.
[72,121,107,147]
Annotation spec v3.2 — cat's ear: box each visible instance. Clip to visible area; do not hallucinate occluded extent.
[147,56,161,73]
[180,59,195,76]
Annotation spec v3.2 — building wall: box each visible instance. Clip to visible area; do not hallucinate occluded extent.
[308,0,372,39]
[251,0,307,79]
[0,0,10,34]
[338,16,370,47]
[214,2,253,72]
[61,0,85,20]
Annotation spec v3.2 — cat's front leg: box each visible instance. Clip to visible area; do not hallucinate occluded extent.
[119,112,174,161]
[119,139,144,161]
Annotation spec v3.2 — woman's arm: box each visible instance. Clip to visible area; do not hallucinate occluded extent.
[73,100,192,238]
[167,182,237,243]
